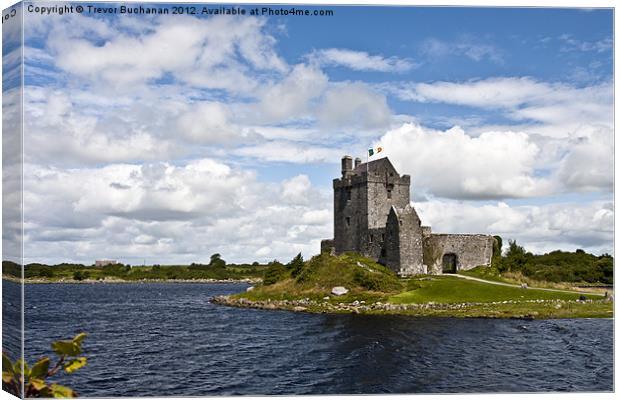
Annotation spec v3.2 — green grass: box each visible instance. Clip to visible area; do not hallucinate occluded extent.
[458,265,510,283]
[223,254,613,318]
[389,275,589,304]
[237,252,403,302]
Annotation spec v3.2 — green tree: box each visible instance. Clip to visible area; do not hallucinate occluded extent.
[287,253,304,278]
[263,261,287,285]
[2,333,88,398]
[209,253,226,268]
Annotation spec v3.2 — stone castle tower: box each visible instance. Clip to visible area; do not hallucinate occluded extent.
[321,156,495,276]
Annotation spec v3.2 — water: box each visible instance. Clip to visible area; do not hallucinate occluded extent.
[8,281,613,396]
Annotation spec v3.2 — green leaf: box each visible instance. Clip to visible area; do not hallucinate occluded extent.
[2,371,14,384]
[29,378,47,391]
[39,386,53,398]
[72,333,87,346]
[2,353,14,373]
[30,357,50,379]
[51,340,81,357]
[63,357,87,374]
[51,333,87,357]
[50,383,76,398]
[15,359,31,378]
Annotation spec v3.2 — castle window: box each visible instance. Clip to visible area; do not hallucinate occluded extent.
[381,233,385,241]
[399,219,403,226]
[346,217,350,227]
[369,234,373,243]
[346,189,351,201]
[389,172,394,177]
[387,189,392,199]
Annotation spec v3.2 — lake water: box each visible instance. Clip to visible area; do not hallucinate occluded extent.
[5,281,613,396]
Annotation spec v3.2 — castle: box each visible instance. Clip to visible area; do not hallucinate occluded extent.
[321,156,496,276]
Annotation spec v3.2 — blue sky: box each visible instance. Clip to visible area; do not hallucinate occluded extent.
[3,3,613,264]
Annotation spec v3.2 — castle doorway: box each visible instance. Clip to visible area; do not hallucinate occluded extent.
[442,253,457,273]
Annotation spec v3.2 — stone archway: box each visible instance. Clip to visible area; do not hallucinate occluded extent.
[442,253,457,273]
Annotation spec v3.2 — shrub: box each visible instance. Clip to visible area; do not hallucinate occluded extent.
[2,333,87,398]
[287,253,304,278]
[263,262,288,285]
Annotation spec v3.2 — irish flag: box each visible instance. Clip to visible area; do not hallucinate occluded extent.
[368,146,383,157]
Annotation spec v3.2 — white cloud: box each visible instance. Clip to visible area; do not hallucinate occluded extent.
[36,14,287,93]
[419,37,503,63]
[176,101,256,144]
[253,64,328,123]
[385,77,612,129]
[377,123,551,200]
[415,198,613,255]
[24,87,177,165]
[22,160,332,265]
[316,83,392,129]
[556,126,614,192]
[233,141,343,163]
[558,34,612,53]
[377,78,613,195]
[308,48,415,72]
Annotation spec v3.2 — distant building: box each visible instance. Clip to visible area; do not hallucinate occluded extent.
[95,260,117,267]
[321,156,496,276]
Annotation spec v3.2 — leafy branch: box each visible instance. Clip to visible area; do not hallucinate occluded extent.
[2,333,88,398]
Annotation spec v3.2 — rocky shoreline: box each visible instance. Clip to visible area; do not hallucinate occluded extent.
[211,295,612,319]
[2,276,260,285]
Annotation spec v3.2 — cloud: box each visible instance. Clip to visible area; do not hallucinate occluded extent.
[415,199,613,255]
[176,101,258,144]
[253,64,328,123]
[24,86,177,165]
[419,37,503,63]
[388,77,612,121]
[316,83,392,129]
[558,34,612,53]
[36,14,287,93]
[556,126,614,192]
[308,48,415,72]
[377,78,613,194]
[233,141,343,163]
[22,160,332,265]
[376,123,552,200]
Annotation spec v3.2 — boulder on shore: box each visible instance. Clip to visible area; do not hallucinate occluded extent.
[331,286,349,296]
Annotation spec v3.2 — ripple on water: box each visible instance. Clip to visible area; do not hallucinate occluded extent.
[17,282,613,396]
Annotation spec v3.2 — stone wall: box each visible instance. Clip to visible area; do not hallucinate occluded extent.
[365,161,410,229]
[384,205,424,276]
[333,176,368,254]
[320,239,335,255]
[423,234,495,274]
[362,227,386,261]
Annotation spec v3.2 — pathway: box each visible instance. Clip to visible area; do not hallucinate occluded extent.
[453,273,606,297]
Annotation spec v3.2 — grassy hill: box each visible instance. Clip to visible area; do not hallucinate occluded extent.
[228,252,612,319]
[239,252,403,303]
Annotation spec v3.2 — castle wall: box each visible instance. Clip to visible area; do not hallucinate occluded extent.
[366,168,410,229]
[362,227,386,261]
[320,239,335,255]
[423,234,494,274]
[384,206,424,276]
[333,176,368,254]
